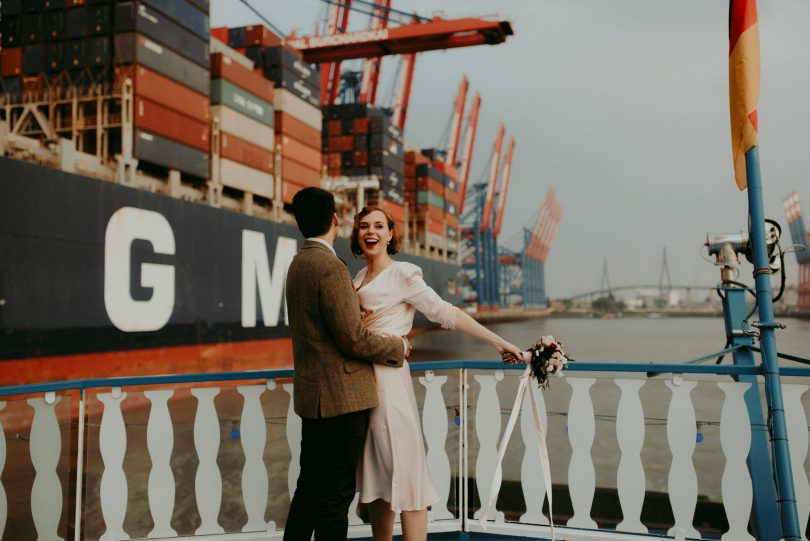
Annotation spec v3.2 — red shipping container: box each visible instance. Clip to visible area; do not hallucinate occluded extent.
[277,134,321,170]
[380,200,405,223]
[221,132,274,173]
[353,117,369,134]
[404,164,416,178]
[327,119,341,136]
[116,65,210,122]
[275,111,322,148]
[416,177,444,194]
[414,218,444,236]
[446,214,459,229]
[327,152,341,169]
[281,158,321,187]
[327,165,341,176]
[353,150,368,167]
[211,27,230,44]
[211,53,274,102]
[135,97,209,152]
[1,48,22,77]
[327,136,341,151]
[339,135,354,152]
[282,180,305,205]
[245,25,284,48]
[413,206,445,223]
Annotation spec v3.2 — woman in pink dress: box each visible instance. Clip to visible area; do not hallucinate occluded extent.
[350,206,525,541]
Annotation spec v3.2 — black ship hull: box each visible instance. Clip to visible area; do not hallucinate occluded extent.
[0,157,461,384]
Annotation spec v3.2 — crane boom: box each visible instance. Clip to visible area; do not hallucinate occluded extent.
[445,76,468,169]
[492,136,515,238]
[479,123,505,233]
[784,191,810,264]
[457,91,480,215]
[319,1,352,105]
[358,0,391,104]
[391,52,416,131]
[289,17,513,63]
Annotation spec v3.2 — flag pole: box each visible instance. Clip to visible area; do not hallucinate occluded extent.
[744,145,802,541]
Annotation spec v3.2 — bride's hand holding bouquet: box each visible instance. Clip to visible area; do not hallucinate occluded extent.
[500,335,571,388]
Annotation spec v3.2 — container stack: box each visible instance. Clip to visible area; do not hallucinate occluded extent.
[322,103,406,232]
[215,24,322,205]
[404,149,460,259]
[209,48,276,209]
[113,0,211,179]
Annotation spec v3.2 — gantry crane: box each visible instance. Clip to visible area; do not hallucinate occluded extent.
[285,1,513,109]
[783,191,810,310]
[523,188,564,306]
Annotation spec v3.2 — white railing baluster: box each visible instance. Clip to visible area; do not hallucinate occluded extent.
[98,388,130,541]
[419,370,452,521]
[144,389,176,538]
[191,387,225,535]
[566,378,597,529]
[519,381,549,525]
[473,371,504,522]
[782,383,810,540]
[28,393,64,541]
[237,385,269,533]
[665,378,700,539]
[615,379,647,534]
[282,383,301,502]
[718,381,755,541]
[0,401,7,540]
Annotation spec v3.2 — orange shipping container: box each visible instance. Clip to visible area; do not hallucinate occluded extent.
[211,53,274,101]
[416,176,444,194]
[275,112,321,148]
[281,158,321,187]
[0,48,22,77]
[414,218,444,236]
[327,119,341,136]
[327,153,341,169]
[221,132,274,173]
[277,134,322,170]
[246,25,284,48]
[380,200,405,223]
[116,65,210,122]
[446,213,459,229]
[353,117,369,134]
[135,97,209,152]
[413,206,444,223]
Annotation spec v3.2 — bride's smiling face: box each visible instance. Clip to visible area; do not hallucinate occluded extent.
[357,210,393,257]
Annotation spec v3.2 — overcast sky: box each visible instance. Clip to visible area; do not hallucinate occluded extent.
[211,0,810,298]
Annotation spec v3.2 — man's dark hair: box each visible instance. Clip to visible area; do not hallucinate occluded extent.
[291,187,336,238]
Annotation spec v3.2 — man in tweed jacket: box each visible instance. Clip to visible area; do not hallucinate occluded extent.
[283,187,407,541]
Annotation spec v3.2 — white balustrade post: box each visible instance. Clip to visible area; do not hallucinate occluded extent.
[191,387,225,535]
[0,401,7,540]
[144,389,176,538]
[782,383,810,539]
[98,388,130,541]
[718,381,755,541]
[237,385,269,532]
[664,377,700,539]
[473,371,504,522]
[28,393,64,541]
[566,378,597,529]
[519,382,549,525]
[283,383,301,501]
[419,370,452,521]
[615,379,647,534]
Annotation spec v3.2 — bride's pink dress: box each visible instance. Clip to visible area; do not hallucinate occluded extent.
[353,260,457,512]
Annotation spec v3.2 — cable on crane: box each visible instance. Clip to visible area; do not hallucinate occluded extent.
[322,0,430,23]
[317,0,426,26]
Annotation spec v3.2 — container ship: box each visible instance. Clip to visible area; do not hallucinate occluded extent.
[0,0,468,384]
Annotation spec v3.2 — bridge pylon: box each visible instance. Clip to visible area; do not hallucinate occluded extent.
[659,247,672,296]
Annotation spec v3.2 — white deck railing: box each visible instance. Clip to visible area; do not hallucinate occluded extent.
[0,360,808,541]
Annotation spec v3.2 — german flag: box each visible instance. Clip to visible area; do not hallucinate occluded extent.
[729,0,760,190]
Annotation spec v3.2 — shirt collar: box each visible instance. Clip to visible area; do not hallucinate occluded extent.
[306,237,337,257]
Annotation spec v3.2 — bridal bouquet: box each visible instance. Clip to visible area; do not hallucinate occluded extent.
[502,335,571,388]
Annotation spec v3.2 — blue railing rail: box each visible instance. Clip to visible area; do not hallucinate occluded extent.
[1,357,809,541]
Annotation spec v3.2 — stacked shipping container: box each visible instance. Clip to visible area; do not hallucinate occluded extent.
[209,50,275,204]
[404,149,460,258]
[322,103,406,231]
[213,25,322,205]
[114,0,211,178]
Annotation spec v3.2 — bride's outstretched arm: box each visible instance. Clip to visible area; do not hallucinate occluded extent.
[452,310,524,361]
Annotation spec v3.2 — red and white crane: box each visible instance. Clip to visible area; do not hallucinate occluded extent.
[492,136,515,238]
[479,123,505,233]
[456,90,481,215]
[358,0,392,105]
[527,188,564,263]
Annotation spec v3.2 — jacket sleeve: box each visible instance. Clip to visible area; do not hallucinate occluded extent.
[319,259,405,367]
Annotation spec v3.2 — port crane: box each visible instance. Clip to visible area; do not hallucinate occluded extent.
[783,191,810,310]
[285,0,513,109]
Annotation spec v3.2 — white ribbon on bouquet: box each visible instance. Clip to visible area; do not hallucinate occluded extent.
[478,359,555,540]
